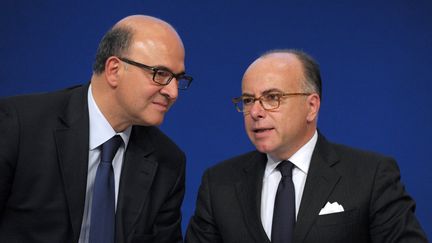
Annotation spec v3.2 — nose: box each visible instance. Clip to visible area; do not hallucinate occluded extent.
[248,100,266,120]
[160,79,179,100]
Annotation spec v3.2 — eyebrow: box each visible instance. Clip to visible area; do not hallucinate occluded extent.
[242,88,284,97]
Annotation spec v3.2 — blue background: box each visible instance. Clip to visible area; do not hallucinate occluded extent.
[1,0,431,238]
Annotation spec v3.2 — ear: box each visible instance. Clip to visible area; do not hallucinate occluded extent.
[306,93,320,122]
[104,56,122,88]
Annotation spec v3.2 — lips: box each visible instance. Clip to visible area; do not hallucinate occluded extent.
[154,101,168,107]
[253,128,274,133]
[153,100,169,110]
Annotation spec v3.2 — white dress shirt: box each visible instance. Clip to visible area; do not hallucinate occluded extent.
[78,85,132,243]
[260,131,318,239]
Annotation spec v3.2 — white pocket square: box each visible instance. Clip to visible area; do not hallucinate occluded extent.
[319,201,344,215]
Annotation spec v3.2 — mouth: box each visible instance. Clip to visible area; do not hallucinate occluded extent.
[253,128,274,133]
[153,101,169,110]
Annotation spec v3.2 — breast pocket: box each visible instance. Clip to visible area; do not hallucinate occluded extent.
[315,209,358,243]
[316,208,357,226]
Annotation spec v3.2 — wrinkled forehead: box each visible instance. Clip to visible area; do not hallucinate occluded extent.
[241,54,304,94]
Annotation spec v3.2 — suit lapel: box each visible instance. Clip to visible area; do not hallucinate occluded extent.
[235,152,271,243]
[293,134,340,243]
[54,85,90,242]
[116,126,157,240]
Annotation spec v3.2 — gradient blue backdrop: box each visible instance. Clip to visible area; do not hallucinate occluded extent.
[1,0,431,239]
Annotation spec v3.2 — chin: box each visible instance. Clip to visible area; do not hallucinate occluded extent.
[150,119,164,126]
[253,142,273,154]
[136,116,164,127]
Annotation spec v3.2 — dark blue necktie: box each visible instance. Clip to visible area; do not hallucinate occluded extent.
[271,160,295,243]
[89,135,123,243]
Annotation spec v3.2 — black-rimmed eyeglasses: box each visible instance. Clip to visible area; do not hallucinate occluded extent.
[232,92,311,114]
[118,57,193,90]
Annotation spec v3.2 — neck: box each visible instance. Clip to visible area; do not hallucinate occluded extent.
[90,75,131,132]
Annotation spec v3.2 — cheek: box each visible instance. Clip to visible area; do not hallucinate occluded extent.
[244,117,250,128]
[121,86,139,108]
[277,115,307,144]
[126,85,155,105]
[243,118,254,138]
[116,85,148,117]
[244,116,253,129]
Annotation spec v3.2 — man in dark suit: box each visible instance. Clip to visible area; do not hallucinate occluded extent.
[185,50,427,243]
[0,15,192,242]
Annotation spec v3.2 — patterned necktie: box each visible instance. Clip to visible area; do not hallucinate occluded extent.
[89,135,123,243]
[271,160,296,243]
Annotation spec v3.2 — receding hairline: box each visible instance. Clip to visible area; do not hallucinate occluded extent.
[113,15,179,36]
[257,50,303,66]
[244,51,303,77]
[244,49,322,97]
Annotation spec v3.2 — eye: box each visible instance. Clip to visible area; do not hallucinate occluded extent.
[242,97,255,105]
[264,93,281,101]
[155,69,172,79]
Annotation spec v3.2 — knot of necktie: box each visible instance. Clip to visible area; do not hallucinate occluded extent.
[101,135,123,163]
[277,160,294,178]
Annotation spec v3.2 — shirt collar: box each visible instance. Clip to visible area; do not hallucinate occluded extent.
[88,84,132,151]
[264,130,318,178]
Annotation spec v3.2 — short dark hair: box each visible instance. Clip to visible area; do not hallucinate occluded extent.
[262,49,322,99]
[92,26,134,74]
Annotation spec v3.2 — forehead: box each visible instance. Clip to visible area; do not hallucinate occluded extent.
[242,53,304,94]
[128,23,185,72]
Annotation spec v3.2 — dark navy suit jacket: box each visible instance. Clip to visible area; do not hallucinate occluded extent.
[0,84,186,243]
[186,134,427,243]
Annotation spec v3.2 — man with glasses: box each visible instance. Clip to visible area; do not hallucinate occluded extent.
[0,15,192,243]
[186,50,427,243]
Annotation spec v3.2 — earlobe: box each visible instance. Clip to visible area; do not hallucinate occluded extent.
[104,56,122,87]
[306,94,320,122]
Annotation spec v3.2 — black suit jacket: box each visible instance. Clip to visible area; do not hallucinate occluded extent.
[0,84,186,243]
[186,134,427,243]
